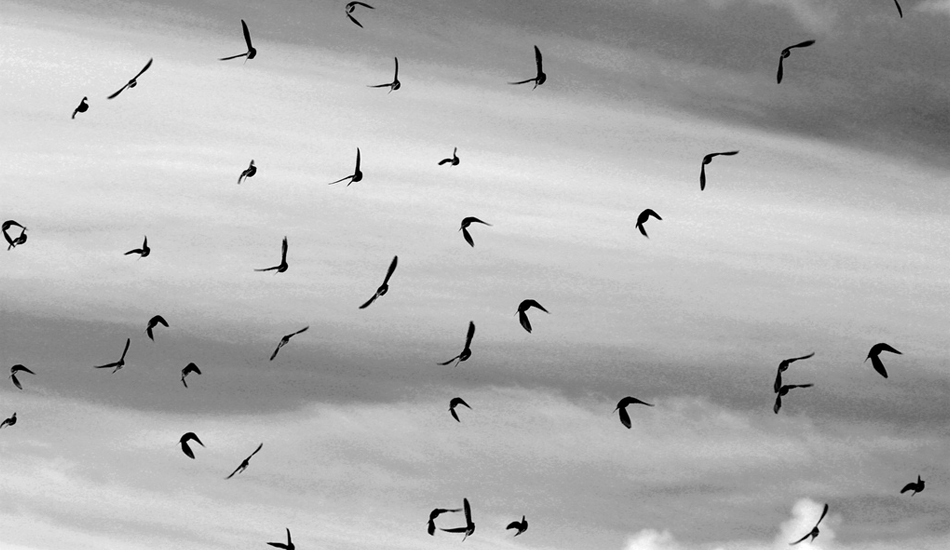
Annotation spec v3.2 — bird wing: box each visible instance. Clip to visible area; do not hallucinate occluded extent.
[456,398,471,409]
[789,532,809,545]
[107,84,128,99]
[900,482,915,493]
[286,528,292,546]
[816,503,829,525]
[270,341,284,361]
[353,1,374,8]
[637,222,648,238]
[124,249,142,255]
[255,266,279,272]
[773,370,783,394]
[787,352,815,364]
[524,300,548,313]
[874,343,902,355]
[181,441,195,459]
[120,338,131,361]
[281,237,288,262]
[644,209,662,221]
[439,158,452,165]
[427,520,436,535]
[469,217,490,226]
[506,521,520,530]
[359,293,378,309]
[463,498,472,524]
[437,355,460,366]
[225,464,242,479]
[622,397,654,407]
[241,20,253,50]
[789,39,816,50]
[464,321,475,348]
[11,374,22,390]
[382,255,398,285]
[776,56,783,84]
[450,408,460,422]
[93,362,119,369]
[355,147,361,171]
[219,53,248,61]
[870,355,888,378]
[440,527,468,533]
[618,406,632,429]
[534,45,543,74]
[12,365,35,375]
[292,326,309,337]
[328,174,352,185]
[773,395,781,414]
[519,311,532,333]
[346,13,364,28]
[894,0,903,17]
[462,227,474,247]
[133,58,153,79]
[716,150,739,157]
[181,375,188,388]
[508,78,535,85]
[393,57,398,79]
[248,442,263,458]
[699,164,706,191]
[788,384,814,390]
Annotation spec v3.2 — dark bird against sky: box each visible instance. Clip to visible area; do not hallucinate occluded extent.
[774,352,815,393]
[448,397,471,423]
[2,220,27,250]
[180,362,201,387]
[0,412,16,430]
[345,2,374,28]
[427,507,462,536]
[124,236,150,258]
[10,364,35,391]
[255,236,289,273]
[866,343,901,378]
[106,58,152,100]
[359,255,398,309]
[146,315,168,341]
[699,151,738,191]
[790,503,828,545]
[237,159,256,184]
[459,217,490,247]
[508,45,546,89]
[367,57,400,93]
[266,527,295,550]
[506,515,528,536]
[613,396,654,429]
[438,147,459,166]
[226,442,263,479]
[440,497,475,541]
[93,338,130,373]
[774,383,814,414]
[893,0,903,18]
[437,321,475,367]
[901,475,924,496]
[329,148,363,186]
[270,326,309,361]
[219,20,256,62]
[72,96,88,119]
[636,208,662,238]
[516,299,548,333]
[777,40,815,84]
[179,432,204,459]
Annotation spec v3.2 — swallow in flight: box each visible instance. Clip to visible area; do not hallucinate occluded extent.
[179,432,204,459]
[329,148,363,186]
[10,365,35,390]
[508,45,546,89]
[789,503,828,545]
[506,515,528,536]
[238,160,256,184]
[439,147,460,166]
[107,58,153,99]
[181,362,201,387]
[359,255,398,309]
[72,96,89,119]
[777,40,815,84]
[345,2,374,28]
[866,343,901,378]
[459,217,491,247]
[93,338,131,373]
[226,442,263,479]
[448,397,472,423]
[219,20,256,62]
[700,151,738,191]
[367,57,400,93]
[614,396,653,429]
[270,326,309,361]
[516,299,549,333]
[146,315,169,341]
[124,236,150,257]
[255,236,288,273]
[438,322,475,366]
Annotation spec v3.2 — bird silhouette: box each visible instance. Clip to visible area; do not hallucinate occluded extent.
[219,20,256,62]
[329,148,363,186]
[901,475,924,496]
[2,220,27,250]
[866,343,901,378]
[345,1,374,28]
[107,58,152,99]
[270,326,309,361]
[438,322,475,367]
[181,362,201,387]
[516,299,549,333]
[774,383,814,414]
[427,507,462,536]
[509,45,546,89]
[124,236,150,257]
[146,315,169,341]
[506,515,528,536]
[777,40,815,84]
[636,209,662,238]
[359,255,398,309]
[700,151,738,191]
[774,352,815,393]
[72,96,88,119]
[256,236,289,273]
[893,0,903,18]
[10,365,35,390]
[93,338,131,373]
[790,503,828,545]
[613,396,654,429]
[439,147,460,166]
[459,217,491,247]
[226,442,263,479]
[179,432,204,459]
[441,497,475,541]
[367,57,400,93]
[448,397,472,423]
[238,160,256,184]
[267,527,294,550]
[0,412,16,429]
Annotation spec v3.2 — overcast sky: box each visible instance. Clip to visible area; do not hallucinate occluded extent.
[1,1,949,549]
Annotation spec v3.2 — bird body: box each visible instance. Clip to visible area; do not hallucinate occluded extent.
[439,147,460,166]
[256,236,289,273]
[107,58,152,99]
[266,528,294,550]
[238,160,256,184]
[509,45,546,89]
[901,475,924,496]
[146,315,169,341]
[93,338,131,373]
[10,364,35,390]
[270,326,309,361]
[329,148,363,186]
[506,515,528,536]
[179,432,204,459]
[614,396,654,429]
[438,321,475,366]
[72,96,88,119]
[700,151,738,190]
[124,236,150,257]
[866,343,901,378]
[636,209,662,238]
[517,299,549,333]
[777,40,815,84]
[219,20,256,61]
[448,397,472,423]
[181,362,201,387]
[459,217,491,247]
[367,57,400,93]
[790,503,828,545]
[0,412,16,429]
[359,255,398,309]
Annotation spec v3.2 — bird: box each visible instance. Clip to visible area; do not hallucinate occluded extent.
[345,1,374,28]
[613,396,654,429]
[516,299,549,333]
[774,352,815,393]
[367,57,400,93]
[636,209,662,238]
[329,148,363,186]
[267,527,295,550]
[237,160,256,184]
[2,220,27,250]
[270,326,309,361]
[790,503,828,545]
[776,40,815,84]
[179,432,204,459]
[255,236,289,273]
[438,322,475,366]
[226,442,263,479]
[72,96,88,119]
[901,475,924,496]
[107,58,153,99]
[699,151,738,191]
[459,217,491,247]
[427,508,462,536]
[506,516,528,536]
[440,497,475,541]
[124,236,150,257]
[439,147,460,166]
[93,338,131,373]
[181,362,201,387]
[219,20,256,62]
[146,315,169,341]
[774,384,814,414]
[10,364,35,390]
[448,397,472,423]
[894,0,903,18]
[359,255,398,309]
[0,412,16,429]
[866,343,901,379]
[509,45,546,89]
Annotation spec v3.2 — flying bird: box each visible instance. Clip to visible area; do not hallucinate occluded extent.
[774,352,815,393]
[359,255,398,309]
[427,508,462,536]
[613,396,654,429]
[107,58,153,99]
[181,362,201,387]
[776,40,815,84]
[506,516,528,537]
[367,57,400,93]
[0,412,16,429]
[459,217,491,247]
[2,220,27,250]
[636,209,662,238]
[267,528,295,550]
[124,236,150,257]
[255,236,289,273]
[866,343,901,378]
[10,365,35,390]
[219,20,256,62]
[237,160,256,184]
[790,503,828,545]
[700,151,738,191]
[72,96,88,119]
[146,315,169,341]
[901,475,924,496]
[516,299,549,333]
[893,0,903,18]
[93,338,131,373]
[226,442,263,479]
[439,147,460,166]
[345,1,374,28]
[270,326,309,361]
[774,383,814,414]
[438,322,475,367]
[440,497,475,541]
[179,432,204,459]
[448,397,472,423]
[329,148,363,186]
[508,45,546,89]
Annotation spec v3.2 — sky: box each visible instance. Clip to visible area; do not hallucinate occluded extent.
[1,0,949,548]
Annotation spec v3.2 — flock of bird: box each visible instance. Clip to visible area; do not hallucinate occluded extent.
[3,1,927,547]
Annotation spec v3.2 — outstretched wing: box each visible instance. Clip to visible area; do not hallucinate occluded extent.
[248,442,263,458]
[11,374,22,390]
[134,58,153,79]
[894,0,903,17]
[507,521,520,530]
[519,310,532,333]
[776,56,784,84]
[346,13,364,28]
[464,321,475,348]
[219,53,248,61]
[789,39,816,50]
[789,532,810,545]
[463,498,472,524]
[699,163,706,191]
[120,338,131,361]
[773,395,782,414]
[523,299,548,313]
[870,355,888,378]
[437,355,460,366]
[815,503,829,525]
[270,341,284,361]
[617,406,631,429]
[281,237,288,262]
[355,147,361,171]
[359,293,378,309]
[106,84,128,100]
[462,227,474,247]
[382,255,398,285]
[393,57,398,79]
[534,45,543,74]
[450,408,460,422]
[181,441,195,459]
[152,315,169,328]
[241,20,253,50]
[508,78,535,85]
[900,482,916,493]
